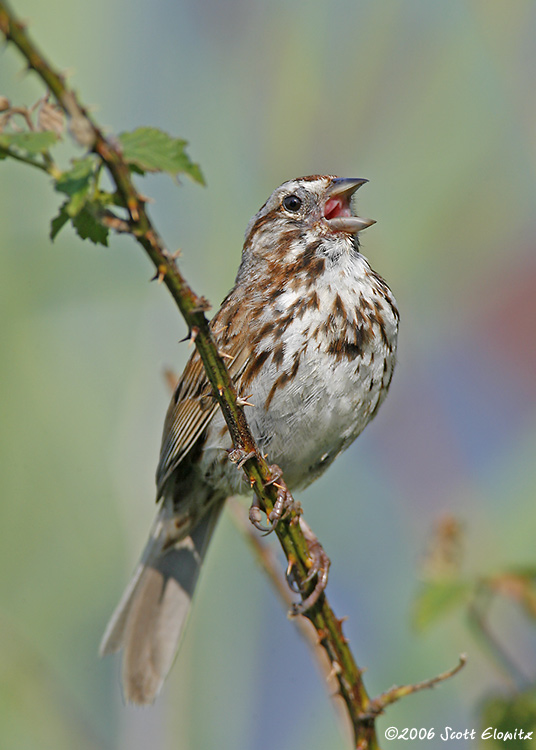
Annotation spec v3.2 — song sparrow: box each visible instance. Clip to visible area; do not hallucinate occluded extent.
[100,175,399,704]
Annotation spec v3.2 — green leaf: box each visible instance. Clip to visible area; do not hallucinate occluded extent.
[118,127,205,183]
[0,131,58,154]
[50,203,70,241]
[413,580,471,631]
[480,689,536,748]
[55,157,96,216]
[50,199,109,246]
[72,205,109,246]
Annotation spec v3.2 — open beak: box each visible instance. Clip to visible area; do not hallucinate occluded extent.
[324,177,376,234]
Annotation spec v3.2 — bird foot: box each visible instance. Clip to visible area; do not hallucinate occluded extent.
[247,464,300,535]
[248,495,272,534]
[289,517,330,615]
[264,464,301,527]
[228,448,256,469]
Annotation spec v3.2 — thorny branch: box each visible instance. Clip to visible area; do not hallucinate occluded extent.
[0,3,465,746]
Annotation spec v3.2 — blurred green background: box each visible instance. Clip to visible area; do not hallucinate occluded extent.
[1,1,536,748]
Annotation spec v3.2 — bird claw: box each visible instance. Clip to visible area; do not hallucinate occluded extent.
[289,518,330,616]
[264,464,300,529]
[285,560,302,594]
[263,464,283,486]
[248,464,300,535]
[228,448,256,469]
[247,463,329,611]
[248,498,272,534]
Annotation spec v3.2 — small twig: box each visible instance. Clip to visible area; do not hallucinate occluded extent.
[98,208,132,234]
[0,144,49,171]
[3,103,34,130]
[363,655,467,719]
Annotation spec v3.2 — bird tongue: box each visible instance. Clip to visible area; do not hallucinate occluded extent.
[324,197,352,220]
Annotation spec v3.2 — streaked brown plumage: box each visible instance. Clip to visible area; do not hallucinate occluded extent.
[100,175,399,704]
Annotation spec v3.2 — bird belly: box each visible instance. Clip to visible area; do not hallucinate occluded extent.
[244,338,394,489]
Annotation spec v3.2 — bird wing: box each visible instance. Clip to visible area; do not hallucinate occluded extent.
[155,330,250,496]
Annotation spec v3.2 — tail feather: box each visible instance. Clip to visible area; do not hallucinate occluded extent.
[100,502,222,704]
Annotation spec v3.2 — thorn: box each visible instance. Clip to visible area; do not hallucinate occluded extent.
[190,295,211,313]
[236,395,255,407]
[249,475,256,487]
[218,387,224,396]
[150,264,166,283]
[128,202,139,222]
[188,327,199,346]
[163,247,180,262]
[316,628,329,644]
[137,193,153,204]
[335,617,349,641]
[219,350,234,360]
[327,661,342,681]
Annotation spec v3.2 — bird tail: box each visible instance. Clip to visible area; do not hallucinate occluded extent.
[99,501,223,705]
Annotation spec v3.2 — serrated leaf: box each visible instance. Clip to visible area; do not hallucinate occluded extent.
[50,203,70,241]
[72,205,109,246]
[480,689,536,747]
[55,157,96,216]
[118,127,205,183]
[0,130,58,154]
[56,157,95,195]
[413,580,471,632]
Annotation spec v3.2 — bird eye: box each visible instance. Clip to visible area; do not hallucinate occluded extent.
[282,194,302,213]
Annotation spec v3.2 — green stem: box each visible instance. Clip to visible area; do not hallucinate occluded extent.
[0,145,50,172]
